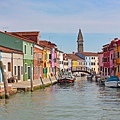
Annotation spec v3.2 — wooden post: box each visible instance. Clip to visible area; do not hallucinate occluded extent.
[54,74,58,80]
[40,75,45,89]
[30,64,33,92]
[0,61,9,99]
[49,75,52,85]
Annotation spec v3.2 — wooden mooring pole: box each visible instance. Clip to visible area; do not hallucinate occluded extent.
[49,75,52,85]
[30,64,33,92]
[40,75,45,89]
[54,74,58,80]
[0,61,9,99]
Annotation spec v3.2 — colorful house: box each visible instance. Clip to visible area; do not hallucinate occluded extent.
[112,38,120,78]
[67,53,85,71]
[9,31,44,80]
[0,46,23,83]
[0,31,34,81]
[102,44,110,76]
[59,50,64,71]
[39,40,56,78]
[77,52,98,74]
[98,52,103,75]
[34,44,43,80]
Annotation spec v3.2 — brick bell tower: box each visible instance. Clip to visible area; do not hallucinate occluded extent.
[77,29,84,53]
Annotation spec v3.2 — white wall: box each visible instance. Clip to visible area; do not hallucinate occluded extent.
[1,52,12,80]
[13,53,23,81]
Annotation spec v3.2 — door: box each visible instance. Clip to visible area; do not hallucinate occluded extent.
[28,67,30,79]
[18,66,20,80]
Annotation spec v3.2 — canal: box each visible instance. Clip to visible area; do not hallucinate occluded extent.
[0,77,120,120]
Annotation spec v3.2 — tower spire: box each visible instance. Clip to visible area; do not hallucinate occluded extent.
[77,29,83,41]
[77,29,84,53]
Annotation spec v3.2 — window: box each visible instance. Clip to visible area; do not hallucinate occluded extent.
[49,54,51,59]
[118,52,119,58]
[111,54,112,60]
[14,66,16,75]
[8,62,11,71]
[24,45,26,54]
[118,66,120,72]
[31,46,33,55]
[25,64,27,73]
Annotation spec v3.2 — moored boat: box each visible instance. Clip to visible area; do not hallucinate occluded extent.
[57,77,75,83]
[105,76,120,88]
[57,72,75,83]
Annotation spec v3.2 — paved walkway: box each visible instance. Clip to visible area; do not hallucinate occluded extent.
[8,76,58,91]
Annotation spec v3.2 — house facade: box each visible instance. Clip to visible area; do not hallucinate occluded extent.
[98,52,103,75]
[0,46,23,83]
[102,44,110,76]
[0,31,34,81]
[34,44,43,80]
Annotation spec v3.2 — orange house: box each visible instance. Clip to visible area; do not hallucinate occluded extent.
[34,44,44,80]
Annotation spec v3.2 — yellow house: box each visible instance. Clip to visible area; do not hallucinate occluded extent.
[67,53,82,71]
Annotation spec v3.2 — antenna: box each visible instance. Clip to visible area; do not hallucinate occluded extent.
[3,27,8,32]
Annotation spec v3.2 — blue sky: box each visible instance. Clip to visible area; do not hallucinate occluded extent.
[1,0,120,53]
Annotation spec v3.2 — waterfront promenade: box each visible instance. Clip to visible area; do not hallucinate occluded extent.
[0,76,57,98]
[9,76,57,92]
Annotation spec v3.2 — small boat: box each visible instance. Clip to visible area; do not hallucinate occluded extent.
[57,72,75,83]
[87,75,93,81]
[57,77,75,83]
[105,76,120,88]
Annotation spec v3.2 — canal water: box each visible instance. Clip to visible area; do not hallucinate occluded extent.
[0,77,120,120]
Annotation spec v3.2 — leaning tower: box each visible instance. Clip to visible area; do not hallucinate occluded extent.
[77,29,84,53]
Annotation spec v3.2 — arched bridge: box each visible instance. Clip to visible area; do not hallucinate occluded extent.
[71,70,92,75]
[71,67,92,75]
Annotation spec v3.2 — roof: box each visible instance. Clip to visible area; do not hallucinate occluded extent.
[7,31,40,43]
[79,52,98,56]
[97,51,103,54]
[0,31,34,43]
[102,43,109,48]
[77,29,83,42]
[0,45,23,54]
[8,31,40,36]
[39,40,57,49]
[67,53,84,61]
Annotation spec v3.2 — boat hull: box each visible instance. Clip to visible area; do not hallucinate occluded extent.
[57,78,74,83]
[105,81,120,88]
[105,76,120,88]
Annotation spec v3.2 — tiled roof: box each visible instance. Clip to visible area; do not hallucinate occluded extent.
[8,31,39,36]
[0,31,34,43]
[67,53,84,61]
[39,40,57,49]
[0,45,23,54]
[7,31,40,43]
[97,51,103,54]
[79,52,98,56]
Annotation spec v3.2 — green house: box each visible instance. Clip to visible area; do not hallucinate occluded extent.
[0,31,34,81]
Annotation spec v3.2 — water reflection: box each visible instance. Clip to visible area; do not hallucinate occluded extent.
[57,83,74,89]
